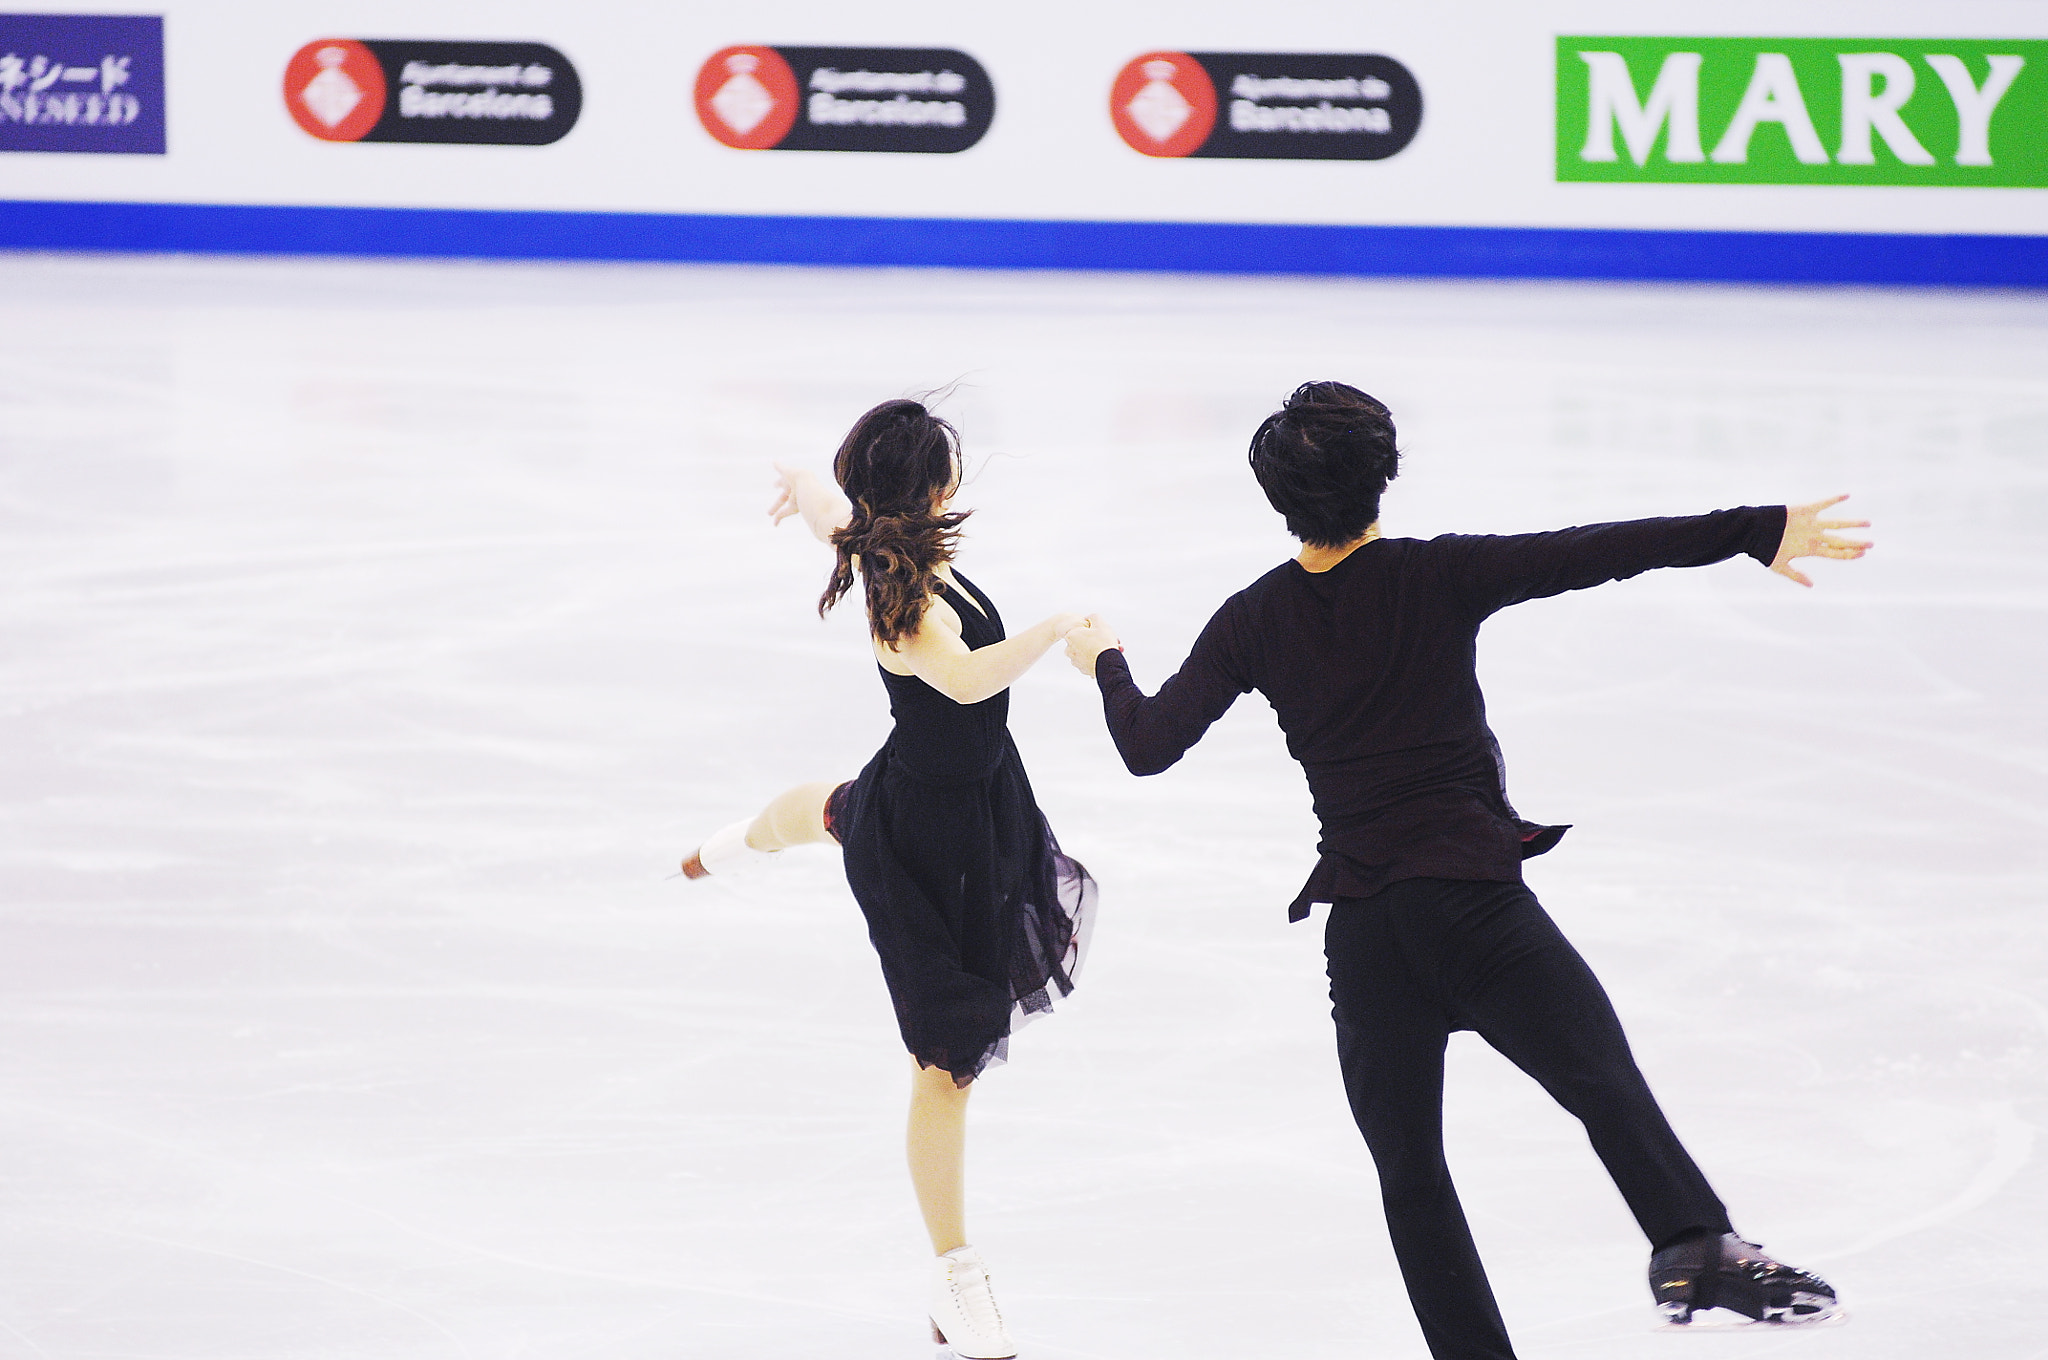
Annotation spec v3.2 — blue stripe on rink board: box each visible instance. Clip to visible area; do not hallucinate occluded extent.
[1,198,2045,287]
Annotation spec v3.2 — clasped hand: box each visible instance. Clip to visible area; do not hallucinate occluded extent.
[1061,616,1120,678]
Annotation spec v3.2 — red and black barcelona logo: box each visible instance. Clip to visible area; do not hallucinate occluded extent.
[285,38,581,145]
[1112,51,1422,160]
[696,45,995,154]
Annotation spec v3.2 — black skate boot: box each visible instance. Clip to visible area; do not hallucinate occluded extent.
[1648,1232,1839,1327]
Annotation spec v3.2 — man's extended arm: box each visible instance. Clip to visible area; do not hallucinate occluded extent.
[1443,506,1783,618]
[1444,498,1869,618]
[1067,607,1249,776]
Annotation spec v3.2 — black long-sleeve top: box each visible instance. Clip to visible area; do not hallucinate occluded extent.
[1094,507,1788,921]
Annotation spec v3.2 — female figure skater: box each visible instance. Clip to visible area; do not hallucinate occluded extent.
[681,399,1096,1360]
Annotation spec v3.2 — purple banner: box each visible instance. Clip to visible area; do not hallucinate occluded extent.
[0,14,164,154]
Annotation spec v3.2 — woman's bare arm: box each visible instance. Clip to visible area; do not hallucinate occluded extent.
[888,605,1088,706]
[770,459,1084,701]
[769,462,852,543]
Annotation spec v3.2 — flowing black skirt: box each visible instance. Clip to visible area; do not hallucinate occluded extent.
[828,735,1095,1085]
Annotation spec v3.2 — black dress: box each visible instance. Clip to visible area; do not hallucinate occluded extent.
[828,570,1096,1085]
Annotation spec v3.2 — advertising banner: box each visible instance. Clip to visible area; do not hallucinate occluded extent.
[284,39,581,146]
[695,46,994,154]
[0,13,162,154]
[284,39,580,146]
[1110,51,1422,161]
[0,1,2041,285]
[1558,38,2045,188]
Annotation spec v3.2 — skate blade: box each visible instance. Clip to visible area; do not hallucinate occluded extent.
[1657,1304,1848,1332]
[930,1320,1017,1360]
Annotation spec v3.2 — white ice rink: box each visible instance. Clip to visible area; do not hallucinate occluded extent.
[0,254,2042,1359]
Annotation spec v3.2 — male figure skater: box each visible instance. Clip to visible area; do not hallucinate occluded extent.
[1061,382,1867,1359]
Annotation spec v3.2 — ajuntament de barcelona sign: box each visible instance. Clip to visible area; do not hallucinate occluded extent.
[1557,37,2046,187]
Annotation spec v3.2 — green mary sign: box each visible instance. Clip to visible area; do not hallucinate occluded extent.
[1556,37,2047,186]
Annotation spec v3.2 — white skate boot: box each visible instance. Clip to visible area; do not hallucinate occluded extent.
[678,818,770,880]
[929,1244,1016,1359]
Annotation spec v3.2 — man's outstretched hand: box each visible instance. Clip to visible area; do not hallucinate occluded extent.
[1771,495,1872,587]
[1064,616,1121,678]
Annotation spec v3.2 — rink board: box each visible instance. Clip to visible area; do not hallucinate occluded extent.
[1,0,2045,284]
[0,202,2045,286]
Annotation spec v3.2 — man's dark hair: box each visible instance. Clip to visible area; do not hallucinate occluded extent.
[1248,381,1400,548]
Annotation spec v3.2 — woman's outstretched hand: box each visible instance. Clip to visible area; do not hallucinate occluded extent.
[1063,616,1121,678]
[769,462,853,542]
[767,462,807,526]
[1770,495,1873,587]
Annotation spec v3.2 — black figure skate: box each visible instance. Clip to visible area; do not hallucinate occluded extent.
[1648,1232,1840,1327]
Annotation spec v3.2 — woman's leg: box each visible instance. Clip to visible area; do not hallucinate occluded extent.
[914,1061,1014,1357]
[683,780,841,878]
[744,779,841,851]
[907,1057,972,1254]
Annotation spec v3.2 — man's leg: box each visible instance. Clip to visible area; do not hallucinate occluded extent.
[1327,892,1518,1360]
[1444,881,1732,1248]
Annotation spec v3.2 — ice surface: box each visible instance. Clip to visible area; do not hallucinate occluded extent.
[0,255,2042,1358]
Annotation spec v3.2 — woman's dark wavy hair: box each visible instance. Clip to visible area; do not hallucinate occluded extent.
[819,398,970,646]
[1248,381,1400,547]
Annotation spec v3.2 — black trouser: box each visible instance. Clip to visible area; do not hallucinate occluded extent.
[1325,878,1732,1360]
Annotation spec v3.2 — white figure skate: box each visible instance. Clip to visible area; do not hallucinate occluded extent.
[678,818,768,880]
[929,1244,1017,1359]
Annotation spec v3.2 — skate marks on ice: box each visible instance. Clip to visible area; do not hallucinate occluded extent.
[1815,1099,2036,1260]
[1640,1098,2032,1333]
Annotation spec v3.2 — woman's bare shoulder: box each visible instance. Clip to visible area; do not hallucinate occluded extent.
[872,591,958,674]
